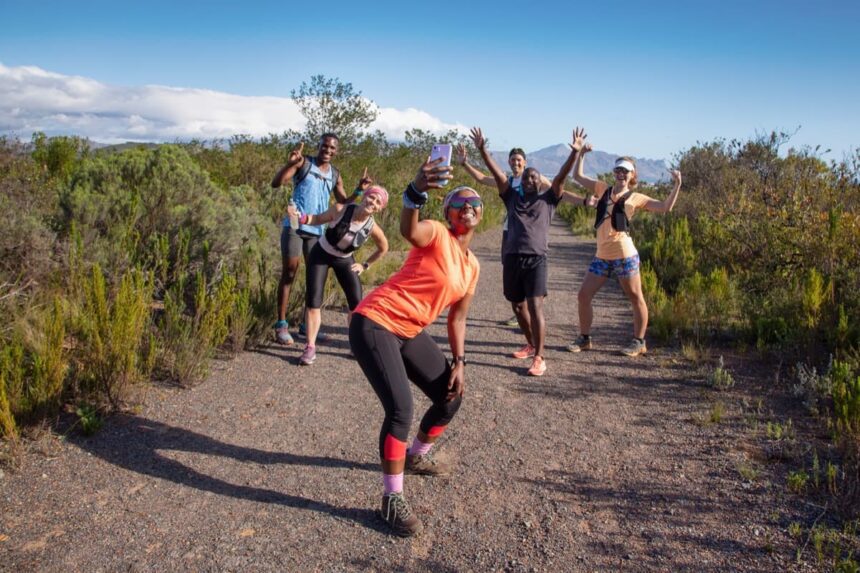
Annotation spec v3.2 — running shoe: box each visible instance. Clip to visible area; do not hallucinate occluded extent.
[298,345,316,366]
[380,492,423,537]
[406,452,452,477]
[274,320,293,346]
[512,344,535,359]
[566,335,593,353]
[620,338,647,357]
[528,356,547,376]
[504,315,519,327]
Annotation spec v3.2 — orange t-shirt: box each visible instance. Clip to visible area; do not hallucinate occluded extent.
[355,221,480,339]
[595,191,654,260]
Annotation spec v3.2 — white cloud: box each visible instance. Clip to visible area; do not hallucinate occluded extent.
[0,63,464,143]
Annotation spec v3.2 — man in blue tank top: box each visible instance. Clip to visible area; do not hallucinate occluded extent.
[270,133,361,345]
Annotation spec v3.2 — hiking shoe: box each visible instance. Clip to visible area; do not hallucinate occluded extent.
[380,492,423,537]
[406,452,452,477]
[512,344,536,359]
[274,320,294,346]
[566,335,592,353]
[528,356,547,376]
[298,345,316,366]
[621,338,647,357]
[504,315,519,327]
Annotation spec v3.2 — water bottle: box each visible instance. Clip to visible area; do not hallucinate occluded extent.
[288,198,299,229]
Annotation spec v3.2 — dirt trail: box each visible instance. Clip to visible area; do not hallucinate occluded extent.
[1,221,810,572]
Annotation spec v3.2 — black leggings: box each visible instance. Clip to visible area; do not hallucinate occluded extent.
[305,243,363,310]
[349,313,462,459]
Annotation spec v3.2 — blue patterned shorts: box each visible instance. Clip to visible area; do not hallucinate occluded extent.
[588,254,641,279]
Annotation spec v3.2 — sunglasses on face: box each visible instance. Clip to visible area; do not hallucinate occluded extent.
[448,196,483,210]
[613,167,630,175]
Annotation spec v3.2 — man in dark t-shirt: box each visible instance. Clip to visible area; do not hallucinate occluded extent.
[471,127,590,376]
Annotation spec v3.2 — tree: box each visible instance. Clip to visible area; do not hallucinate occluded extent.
[291,75,378,145]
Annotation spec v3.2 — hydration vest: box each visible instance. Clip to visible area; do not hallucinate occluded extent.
[324,204,374,254]
[594,187,631,233]
[293,155,339,191]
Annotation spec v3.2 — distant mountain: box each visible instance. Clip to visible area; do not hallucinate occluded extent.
[490,144,668,184]
[91,141,160,153]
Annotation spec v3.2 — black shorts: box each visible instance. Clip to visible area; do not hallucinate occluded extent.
[502,254,548,303]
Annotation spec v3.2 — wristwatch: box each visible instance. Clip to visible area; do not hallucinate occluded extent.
[452,355,467,366]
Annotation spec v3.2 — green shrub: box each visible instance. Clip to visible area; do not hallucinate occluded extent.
[75,402,103,436]
[74,265,152,408]
[29,297,68,414]
[159,271,237,386]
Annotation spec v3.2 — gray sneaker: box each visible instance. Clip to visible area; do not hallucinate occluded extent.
[406,452,452,477]
[504,315,519,327]
[380,492,423,537]
[621,338,647,357]
[566,335,592,353]
[274,320,294,346]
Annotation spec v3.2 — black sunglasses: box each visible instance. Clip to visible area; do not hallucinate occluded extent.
[447,197,483,209]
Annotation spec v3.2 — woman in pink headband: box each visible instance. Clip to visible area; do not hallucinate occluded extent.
[286,169,389,366]
[566,127,682,357]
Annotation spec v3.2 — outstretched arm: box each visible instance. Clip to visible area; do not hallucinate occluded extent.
[456,143,496,186]
[341,167,372,204]
[271,142,306,188]
[400,157,452,247]
[333,172,350,204]
[550,129,586,199]
[288,201,343,226]
[446,291,474,402]
[571,128,608,195]
[470,127,509,197]
[643,170,682,213]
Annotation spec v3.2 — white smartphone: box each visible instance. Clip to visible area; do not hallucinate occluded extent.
[430,143,453,186]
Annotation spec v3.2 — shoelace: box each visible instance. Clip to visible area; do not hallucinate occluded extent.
[385,493,412,520]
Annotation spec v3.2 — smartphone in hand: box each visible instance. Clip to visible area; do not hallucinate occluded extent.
[430,143,453,186]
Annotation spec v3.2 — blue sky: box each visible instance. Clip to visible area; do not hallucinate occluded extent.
[1,0,857,161]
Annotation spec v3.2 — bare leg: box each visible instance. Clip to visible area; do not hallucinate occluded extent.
[306,307,322,347]
[512,300,533,346]
[577,272,608,335]
[618,273,648,339]
[278,255,301,321]
[527,296,546,356]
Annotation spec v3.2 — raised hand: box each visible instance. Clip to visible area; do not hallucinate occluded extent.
[669,169,682,185]
[414,156,453,192]
[456,142,467,166]
[469,127,486,150]
[357,166,373,191]
[287,142,305,165]
[585,194,598,207]
[571,127,588,152]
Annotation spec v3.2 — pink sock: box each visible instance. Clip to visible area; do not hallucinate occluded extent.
[383,473,403,495]
[408,438,433,456]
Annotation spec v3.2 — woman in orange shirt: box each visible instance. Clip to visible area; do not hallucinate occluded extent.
[349,157,481,537]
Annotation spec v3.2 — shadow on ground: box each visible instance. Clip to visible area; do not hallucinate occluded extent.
[68,414,388,533]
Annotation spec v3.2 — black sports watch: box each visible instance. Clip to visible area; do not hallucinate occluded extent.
[452,355,467,366]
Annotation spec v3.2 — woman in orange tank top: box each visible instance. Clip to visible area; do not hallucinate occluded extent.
[349,156,482,537]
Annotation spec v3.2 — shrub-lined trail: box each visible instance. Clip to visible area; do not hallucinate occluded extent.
[2,222,814,572]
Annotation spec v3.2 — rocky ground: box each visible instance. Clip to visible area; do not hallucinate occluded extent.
[1,222,826,572]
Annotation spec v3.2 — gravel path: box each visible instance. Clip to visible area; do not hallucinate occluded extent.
[1,221,815,572]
